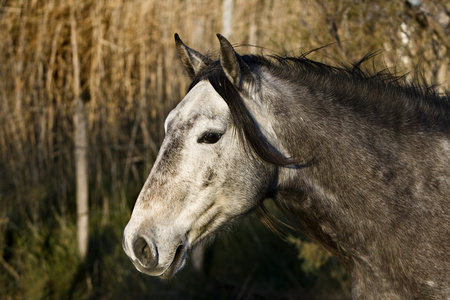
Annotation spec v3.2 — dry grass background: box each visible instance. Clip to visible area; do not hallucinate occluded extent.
[0,0,448,299]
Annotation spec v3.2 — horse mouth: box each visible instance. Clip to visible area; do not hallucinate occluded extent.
[160,244,187,279]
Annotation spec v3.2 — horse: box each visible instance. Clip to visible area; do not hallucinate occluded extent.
[123,34,450,299]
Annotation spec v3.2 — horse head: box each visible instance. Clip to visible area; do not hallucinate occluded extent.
[122,34,278,278]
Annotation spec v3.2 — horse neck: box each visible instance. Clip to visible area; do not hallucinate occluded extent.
[257,65,450,298]
[263,72,402,252]
[265,68,449,249]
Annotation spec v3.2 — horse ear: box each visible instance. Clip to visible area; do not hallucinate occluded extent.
[217,34,246,88]
[175,33,211,78]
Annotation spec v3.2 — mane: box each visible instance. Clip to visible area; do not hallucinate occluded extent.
[189,53,450,166]
[262,53,448,100]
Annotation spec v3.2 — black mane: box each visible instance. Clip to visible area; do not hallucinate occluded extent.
[189,53,450,166]
[266,54,450,129]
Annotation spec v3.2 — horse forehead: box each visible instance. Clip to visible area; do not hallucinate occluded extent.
[165,81,228,130]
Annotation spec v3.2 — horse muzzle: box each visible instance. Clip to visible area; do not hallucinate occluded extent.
[122,225,188,278]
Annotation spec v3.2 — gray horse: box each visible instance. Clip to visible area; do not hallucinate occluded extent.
[123,34,450,299]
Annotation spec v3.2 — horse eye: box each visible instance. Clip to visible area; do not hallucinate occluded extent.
[198,132,222,144]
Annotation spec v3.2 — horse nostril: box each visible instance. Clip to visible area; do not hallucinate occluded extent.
[133,237,158,269]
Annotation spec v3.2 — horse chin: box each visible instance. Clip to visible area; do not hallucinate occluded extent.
[159,244,188,279]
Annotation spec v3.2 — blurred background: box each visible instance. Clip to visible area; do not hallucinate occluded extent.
[0,0,449,299]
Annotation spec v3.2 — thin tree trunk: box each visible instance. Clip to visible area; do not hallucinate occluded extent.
[222,0,233,37]
[70,1,89,260]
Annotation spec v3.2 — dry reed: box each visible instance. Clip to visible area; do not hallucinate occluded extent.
[0,0,448,221]
[0,0,446,276]
[0,0,448,297]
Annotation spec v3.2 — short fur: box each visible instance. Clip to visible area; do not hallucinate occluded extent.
[190,38,450,299]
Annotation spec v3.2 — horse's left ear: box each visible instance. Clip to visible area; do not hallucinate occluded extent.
[217,34,250,88]
[175,33,212,79]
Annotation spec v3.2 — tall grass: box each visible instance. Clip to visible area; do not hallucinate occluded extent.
[0,0,448,298]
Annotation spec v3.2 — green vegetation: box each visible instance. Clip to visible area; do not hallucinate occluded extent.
[1,209,351,299]
[1,0,448,299]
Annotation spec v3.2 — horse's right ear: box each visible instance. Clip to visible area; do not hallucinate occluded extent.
[175,34,211,79]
